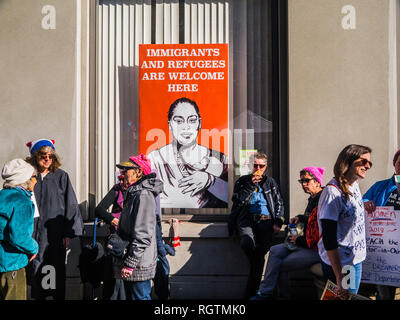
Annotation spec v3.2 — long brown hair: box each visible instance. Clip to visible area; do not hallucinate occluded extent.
[333,144,372,200]
[25,146,62,173]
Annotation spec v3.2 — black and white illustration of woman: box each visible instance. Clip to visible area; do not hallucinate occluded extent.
[148,97,228,208]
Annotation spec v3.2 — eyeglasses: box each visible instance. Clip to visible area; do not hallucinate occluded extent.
[357,158,373,168]
[298,178,315,184]
[171,115,199,126]
[253,164,266,169]
[39,154,53,160]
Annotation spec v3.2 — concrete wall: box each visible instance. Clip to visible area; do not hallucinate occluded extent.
[0,0,92,205]
[288,0,398,216]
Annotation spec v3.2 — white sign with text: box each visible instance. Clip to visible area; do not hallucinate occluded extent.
[362,206,400,287]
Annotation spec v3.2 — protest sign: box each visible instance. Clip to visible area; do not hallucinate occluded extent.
[320,280,370,300]
[138,44,229,209]
[362,206,400,287]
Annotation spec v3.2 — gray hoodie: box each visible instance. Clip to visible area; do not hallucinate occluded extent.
[114,173,163,282]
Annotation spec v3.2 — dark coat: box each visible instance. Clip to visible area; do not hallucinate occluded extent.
[114,173,164,282]
[228,174,285,236]
[28,169,84,299]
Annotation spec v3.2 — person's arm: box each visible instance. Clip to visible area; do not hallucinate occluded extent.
[270,178,285,229]
[321,218,348,297]
[61,171,84,238]
[8,200,38,256]
[95,187,117,225]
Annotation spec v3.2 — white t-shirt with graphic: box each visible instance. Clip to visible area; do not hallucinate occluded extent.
[317,178,366,266]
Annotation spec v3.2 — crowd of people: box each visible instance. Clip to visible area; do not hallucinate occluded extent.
[1,140,400,300]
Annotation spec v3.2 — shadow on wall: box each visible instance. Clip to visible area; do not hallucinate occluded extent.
[167,224,251,299]
[118,66,139,161]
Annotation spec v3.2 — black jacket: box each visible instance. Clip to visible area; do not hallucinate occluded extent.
[228,174,285,236]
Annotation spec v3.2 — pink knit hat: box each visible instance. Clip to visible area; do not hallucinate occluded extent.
[393,148,400,166]
[302,167,325,186]
[129,154,152,176]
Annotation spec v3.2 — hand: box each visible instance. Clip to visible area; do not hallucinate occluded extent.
[364,200,376,214]
[111,218,119,228]
[29,253,37,262]
[289,216,299,224]
[121,267,133,279]
[63,237,70,248]
[251,174,262,185]
[289,234,298,244]
[273,224,281,234]
[178,171,211,196]
[334,275,350,300]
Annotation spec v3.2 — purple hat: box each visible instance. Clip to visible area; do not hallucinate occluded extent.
[302,167,325,186]
[393,148,400,166]
[129,154,152,176]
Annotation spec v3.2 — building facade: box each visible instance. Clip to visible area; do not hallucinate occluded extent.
[1,0,399,299]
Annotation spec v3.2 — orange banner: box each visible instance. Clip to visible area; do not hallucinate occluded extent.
[139,44,228,209]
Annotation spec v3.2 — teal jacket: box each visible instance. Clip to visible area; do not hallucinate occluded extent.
[0,187,39,272]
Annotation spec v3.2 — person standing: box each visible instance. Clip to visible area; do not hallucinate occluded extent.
[228,152,284,298]
[317,144,372,298]
[0,159,39,300]
[25,139,84,300]
[113,154,164,300]
[362,147,400,300]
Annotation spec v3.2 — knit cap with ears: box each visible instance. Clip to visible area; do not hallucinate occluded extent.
[129,154,152,176]
[302,166,325,186]
[26,139,55,155]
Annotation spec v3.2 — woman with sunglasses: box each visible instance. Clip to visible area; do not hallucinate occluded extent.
[24,139,84,300]
[362,147,400,300]
[250,166,324,300]
[317,144,372,298]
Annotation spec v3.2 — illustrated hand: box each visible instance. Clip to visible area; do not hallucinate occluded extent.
[121,267,133,279]
[364,201,376,214]
[178,171,211,196]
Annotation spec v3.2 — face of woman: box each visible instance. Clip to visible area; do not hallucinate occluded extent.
[395,156,400,175]
[123,168,140,185]
[37,150,54,172]
[348,152,372,180]
[299,172,321,196]
[169,102,200,146]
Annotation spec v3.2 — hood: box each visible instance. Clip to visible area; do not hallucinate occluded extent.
[128,173,164,197]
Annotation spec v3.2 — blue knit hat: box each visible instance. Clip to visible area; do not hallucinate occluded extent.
[26,139,55,155]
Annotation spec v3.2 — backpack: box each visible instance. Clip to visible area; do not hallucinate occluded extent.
[305,205,320,251]
[306,183,343,251]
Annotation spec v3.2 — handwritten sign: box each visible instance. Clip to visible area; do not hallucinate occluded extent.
[362,206,400,287]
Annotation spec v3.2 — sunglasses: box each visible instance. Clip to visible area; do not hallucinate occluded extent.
[253,164,266,169]
[298,178,315,184]
[39,154,53,160]
[357,158,373,168]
